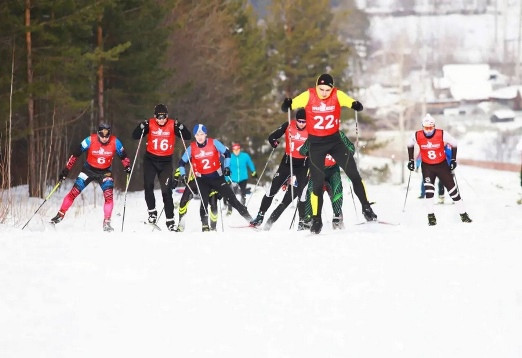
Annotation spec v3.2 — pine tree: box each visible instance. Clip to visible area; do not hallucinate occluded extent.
[265,0,351,98]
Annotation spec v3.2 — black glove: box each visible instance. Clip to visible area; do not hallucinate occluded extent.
[181,175,188,185]
[269,139,279,148]
[223,167,231,177]
[449,159,457,170]
[124,165,131,174]
[59,168,69,181]
[407,160,415,172]
[351,101,363,112]
[251,171,257,178]
[139,120,148,130]
[281,97,292,112]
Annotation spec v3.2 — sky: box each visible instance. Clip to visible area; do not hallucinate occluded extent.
[1,153,521,358]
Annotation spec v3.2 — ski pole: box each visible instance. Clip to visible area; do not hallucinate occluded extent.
[121,127,144,232]
[218,198,224,232]
[289,203,299,230]
[355,111,360,165]
[245,146,276,208]
[402,170,412,212]
[22,180,63,230]
[287,107,295,207]
[178,128,208,217]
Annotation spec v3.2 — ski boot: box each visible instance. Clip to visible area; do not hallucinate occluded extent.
[310,216,323,234]
[202,224,210,232]
[460,212,472,223]
[103,218,114,232]
[438,195,445,204]
[297,218,310,231]
[250,211,265,227]
[427,213,437,226]
[166,219,176,231]
[332,216,344,230]
[362,203,377,221]
[148,209,158,224]
[50,210,65,224]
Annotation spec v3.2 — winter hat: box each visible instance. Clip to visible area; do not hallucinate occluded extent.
[193,124,208,136]
[316,73,334,88]
[422,114,435,128]
[296,108,306,121]
[154,104,168,119]
[97,122,111,137]
[232,142,241,150]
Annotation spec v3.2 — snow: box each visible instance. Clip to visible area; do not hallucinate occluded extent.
[1,156,521,358]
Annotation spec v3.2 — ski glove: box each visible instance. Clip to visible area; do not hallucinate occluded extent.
[269,139,279,148]
[407,160,415,172]
[223,167,231,177]
[124,166,131,174]
[351,101,364,112]
[281,98,292,113]
[449,159,457,170]
[251,171,257,178]
[59,168,69,181]
[181,175,188,185]
[139,120,148,130]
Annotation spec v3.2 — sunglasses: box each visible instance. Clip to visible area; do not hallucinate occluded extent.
[296,120,306,124]
[98,131,110,138]
[156,114,167,120]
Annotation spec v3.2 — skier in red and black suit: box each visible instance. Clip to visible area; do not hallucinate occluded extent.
[250,108,309,230]
[132,104,191,231]
[281,73,376,234]
[406,114,472,226]
[50,123,131,232]
[177,124,253,231]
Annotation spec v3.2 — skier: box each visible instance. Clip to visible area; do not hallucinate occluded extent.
[175,168,219,232]
[50,123,131,232]
[406,114,472,226]
[177,124,253,231]
[132,104,191,231]
[226,142,256,214]
[250,108,309,230]
[281,73,377,234]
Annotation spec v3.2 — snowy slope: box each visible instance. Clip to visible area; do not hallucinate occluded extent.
[1,158,521,358]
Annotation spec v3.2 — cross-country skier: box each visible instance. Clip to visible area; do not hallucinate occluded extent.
[132,104,191,231]
[226,142,256,214]
[281,73,377,234]
[50,123,131,232]
[177,124,253,231]
[406,114,472,225]
[250,108,309,230]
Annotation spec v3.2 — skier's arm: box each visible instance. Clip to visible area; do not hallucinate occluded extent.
[177,148,192,176]
[214,139,231,168]
[174,120,192,140]
[267,122,289,148]
[132,120,149,139]
[115,138,131,170]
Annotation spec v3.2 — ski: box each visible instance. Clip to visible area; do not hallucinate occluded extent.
[144,221,162,231]
[228,224,260,230]
[355,220,399,226]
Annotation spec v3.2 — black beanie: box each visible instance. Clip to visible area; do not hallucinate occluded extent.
[316,74,334,88]
[296,108,306,120]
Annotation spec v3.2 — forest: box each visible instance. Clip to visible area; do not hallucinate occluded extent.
[0,0,367,196]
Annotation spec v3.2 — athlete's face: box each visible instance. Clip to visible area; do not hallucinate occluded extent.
[296,118,306,129]
[98,129,110,144]
[155,114,168,126]
[316,85,333,99]
[195,131,207,144]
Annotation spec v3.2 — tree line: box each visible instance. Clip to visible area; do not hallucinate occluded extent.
[0,0,367,197]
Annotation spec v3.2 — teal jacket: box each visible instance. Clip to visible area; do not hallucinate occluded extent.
[229,151,256,183]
